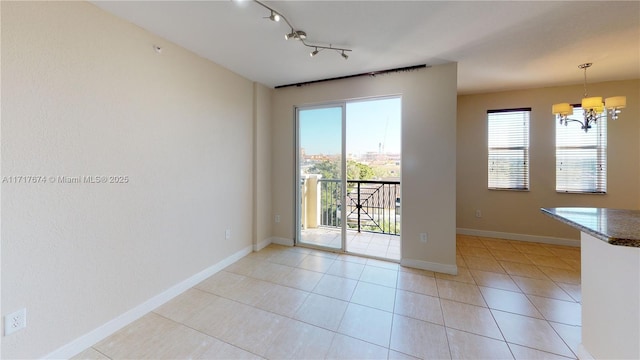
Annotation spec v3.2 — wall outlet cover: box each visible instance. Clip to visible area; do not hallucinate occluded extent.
[4,308,26,336]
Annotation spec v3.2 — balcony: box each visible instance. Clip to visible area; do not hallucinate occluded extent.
[300,175,400,260]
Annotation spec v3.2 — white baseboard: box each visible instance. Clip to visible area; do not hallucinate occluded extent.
[577,343,594,360]
[44,244,253,360]
[254,237,272,251]
[271,237,294,246]
[457,228,580,247]
[401,258,458,275]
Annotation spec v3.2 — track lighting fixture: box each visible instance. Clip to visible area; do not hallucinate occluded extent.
[251,0,352,60]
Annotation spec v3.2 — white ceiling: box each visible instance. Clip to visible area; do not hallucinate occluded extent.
[92,1,640,94]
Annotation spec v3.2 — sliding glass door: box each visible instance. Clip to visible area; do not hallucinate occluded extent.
[296,105,345,250]
[296,97,402,260]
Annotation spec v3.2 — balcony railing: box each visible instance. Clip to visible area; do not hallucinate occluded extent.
[317,179,400,235]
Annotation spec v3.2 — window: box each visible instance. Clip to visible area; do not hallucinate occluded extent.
[488,108,530,190]
[556,107,607,193]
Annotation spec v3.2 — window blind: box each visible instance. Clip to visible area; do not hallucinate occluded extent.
[556,107,607,193]
[488,109,530,190]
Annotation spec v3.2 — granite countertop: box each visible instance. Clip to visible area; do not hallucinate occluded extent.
[541,207,640,247]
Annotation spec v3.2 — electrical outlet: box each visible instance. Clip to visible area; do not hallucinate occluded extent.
[4,308,26,336]
[420,233,428,243]
[225,229,231,240]
[475,209,482,218]
[275,215,281,223]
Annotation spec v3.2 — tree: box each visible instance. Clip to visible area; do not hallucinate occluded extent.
[347,161,375,180]
[308,160,375,180]
[308,160,340,180]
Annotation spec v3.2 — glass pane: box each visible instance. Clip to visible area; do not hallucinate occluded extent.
[298,106,343,250]
[488,148,528,189]
[555,107,607,193]
[345,97,402,260]
[487,110,530,190]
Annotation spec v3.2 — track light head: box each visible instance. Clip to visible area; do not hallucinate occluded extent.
[341,50,349,60]
[268,10,280,22]
[310,48,319,57]
[285,30,306,40]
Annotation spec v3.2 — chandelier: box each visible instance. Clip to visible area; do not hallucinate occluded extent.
[552,63,626,133]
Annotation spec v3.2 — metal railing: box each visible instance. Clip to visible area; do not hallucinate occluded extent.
[319,179,400,235]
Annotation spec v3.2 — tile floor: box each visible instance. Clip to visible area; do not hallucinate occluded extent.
[74,235,582,359]
[300,227,401,260]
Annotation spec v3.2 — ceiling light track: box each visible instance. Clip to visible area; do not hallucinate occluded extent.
[253,0,352,59]
[274,64,429,89]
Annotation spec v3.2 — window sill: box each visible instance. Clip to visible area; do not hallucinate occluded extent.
[556,191,606,195]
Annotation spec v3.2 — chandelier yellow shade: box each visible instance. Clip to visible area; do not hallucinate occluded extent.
[552,103,573,116]
[605,96,626,109]
[581,96,604,111]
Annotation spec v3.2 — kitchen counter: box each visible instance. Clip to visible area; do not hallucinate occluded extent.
[541,207,640,360]
[541,207,640,247]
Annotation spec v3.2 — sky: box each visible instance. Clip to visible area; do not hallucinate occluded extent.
[299,97,401,155]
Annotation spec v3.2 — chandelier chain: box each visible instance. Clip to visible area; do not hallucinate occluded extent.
[583,66,588,98]
[579,62,593,98]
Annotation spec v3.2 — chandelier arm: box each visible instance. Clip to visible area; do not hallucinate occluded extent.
[561,117,586,126]
[562,117,590,133]
[561,115,606,124]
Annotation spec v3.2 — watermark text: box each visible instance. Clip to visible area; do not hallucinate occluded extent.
[2,175,130,184]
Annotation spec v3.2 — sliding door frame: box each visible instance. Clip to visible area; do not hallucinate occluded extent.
[295,102,347,251]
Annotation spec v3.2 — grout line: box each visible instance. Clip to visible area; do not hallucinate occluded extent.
[152,311,265,359]
[89,347,112,359]
[90,235,582,359]
[506,342,577,360]
[478,284,510,347]
[386,270,401,349]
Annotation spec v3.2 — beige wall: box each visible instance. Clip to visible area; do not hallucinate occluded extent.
[271,63,458,272]
[457,79,640,241]
[1,2,259,358]
[253,83,273,249]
